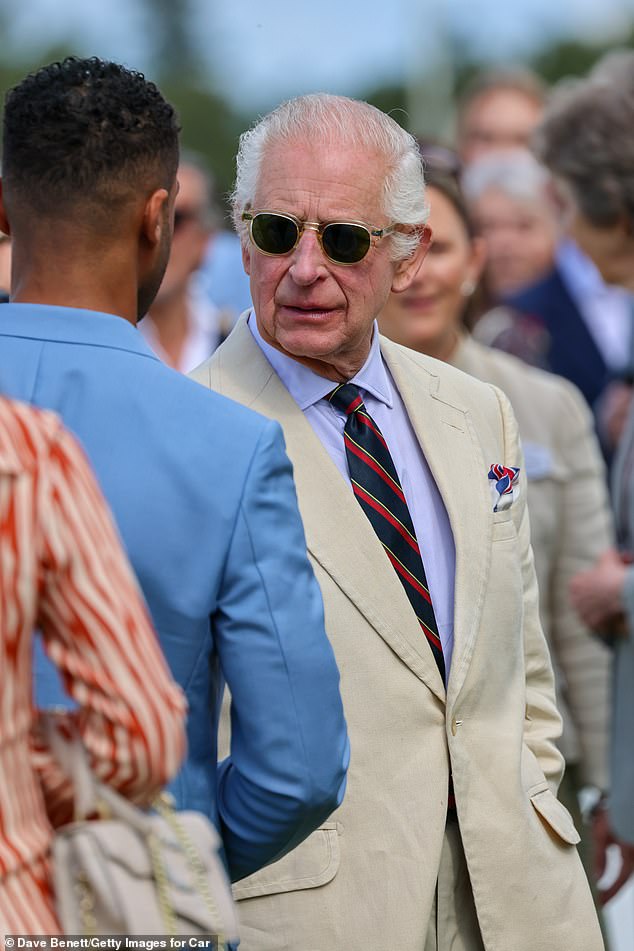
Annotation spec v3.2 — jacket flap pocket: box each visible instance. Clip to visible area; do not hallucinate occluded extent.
[233,823,340,900]
[530,789,580,845]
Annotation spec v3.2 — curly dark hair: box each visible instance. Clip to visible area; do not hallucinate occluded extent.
[2,57,180,218]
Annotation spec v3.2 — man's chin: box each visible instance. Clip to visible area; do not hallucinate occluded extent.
[272,329,339,361]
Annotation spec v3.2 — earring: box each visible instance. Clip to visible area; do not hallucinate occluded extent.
[460,279,476,297]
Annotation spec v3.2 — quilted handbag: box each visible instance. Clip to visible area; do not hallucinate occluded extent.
[46,721,239,944]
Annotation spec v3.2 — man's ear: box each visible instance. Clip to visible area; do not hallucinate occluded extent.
[141,188,170,247]
[241,238,252,276]
[391,225,432,293]
[0,179,11,236]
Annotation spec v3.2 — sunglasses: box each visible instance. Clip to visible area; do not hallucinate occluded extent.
[242,210,396,266]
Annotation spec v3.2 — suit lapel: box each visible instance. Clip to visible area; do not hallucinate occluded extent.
[381,337,492,704]
[212,320,447,701]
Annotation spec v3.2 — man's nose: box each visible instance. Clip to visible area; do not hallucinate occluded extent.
[288,228,328,285]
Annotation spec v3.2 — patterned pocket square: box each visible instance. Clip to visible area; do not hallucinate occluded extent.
[488,464,520,512]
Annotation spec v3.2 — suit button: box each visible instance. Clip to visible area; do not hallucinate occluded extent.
[450,718,463,736]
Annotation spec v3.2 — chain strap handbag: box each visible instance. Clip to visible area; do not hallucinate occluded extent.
[45,719,240,945]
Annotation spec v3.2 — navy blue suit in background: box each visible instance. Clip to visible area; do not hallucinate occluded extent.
[506,266,611,410]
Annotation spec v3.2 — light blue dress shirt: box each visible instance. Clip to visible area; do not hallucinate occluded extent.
[249,314,456,673]
[557,238,633,372]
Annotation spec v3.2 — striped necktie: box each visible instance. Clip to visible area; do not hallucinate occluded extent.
[328,382,445,681]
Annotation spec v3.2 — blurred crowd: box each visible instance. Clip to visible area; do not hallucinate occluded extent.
[2,46,634,951]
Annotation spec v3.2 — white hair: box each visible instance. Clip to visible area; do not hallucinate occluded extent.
[461,148,552,207]
[231,93,427,261]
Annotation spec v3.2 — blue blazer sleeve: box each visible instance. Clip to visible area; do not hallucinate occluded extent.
[215,419,349,882]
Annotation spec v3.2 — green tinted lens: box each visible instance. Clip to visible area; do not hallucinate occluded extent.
[322,223,371,264]
[251,213,299,255]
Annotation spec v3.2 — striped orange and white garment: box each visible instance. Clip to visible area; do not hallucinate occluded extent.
[0,398,186,935]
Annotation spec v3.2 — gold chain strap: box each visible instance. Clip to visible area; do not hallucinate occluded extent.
[74,794,227,948]
[155,796,226,949]
[75,871,97,936]
[147,828,179,936]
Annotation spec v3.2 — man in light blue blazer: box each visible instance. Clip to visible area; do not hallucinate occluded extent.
[0,57,348,883]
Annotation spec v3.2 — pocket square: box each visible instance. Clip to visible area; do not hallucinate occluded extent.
[488,463,520,512]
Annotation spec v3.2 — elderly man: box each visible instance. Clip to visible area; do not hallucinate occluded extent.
[0,58,349,886]
[191,94,603,951]
[463,149,559,300]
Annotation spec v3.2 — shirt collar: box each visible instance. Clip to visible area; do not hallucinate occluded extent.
[557,238,608,298]
[248,310,393,411]
[0,302,161,361]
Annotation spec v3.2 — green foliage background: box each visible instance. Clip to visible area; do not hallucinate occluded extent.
[0,12,632,208]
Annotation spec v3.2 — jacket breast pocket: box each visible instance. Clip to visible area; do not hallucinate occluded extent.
[232,822,340,900]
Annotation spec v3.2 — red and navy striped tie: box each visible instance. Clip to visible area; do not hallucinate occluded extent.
[328,382,445,681]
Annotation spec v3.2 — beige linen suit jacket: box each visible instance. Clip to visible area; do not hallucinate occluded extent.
[191,317,603,951]
[453,334,613,790]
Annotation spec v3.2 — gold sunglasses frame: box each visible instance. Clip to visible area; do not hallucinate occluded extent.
[242,210,396,266]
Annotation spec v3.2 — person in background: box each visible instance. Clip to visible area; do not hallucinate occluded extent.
[537,49,634,905]
[192,92,603,951]
[379,165,614,918]
[0,398,186,934]
[0,56,349,884]
[463,149,559,302]
[140,153,232,371]
[465,148,634,460]
[456,66,634,458]
[198,232,253,331]
[456,67,548,165]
